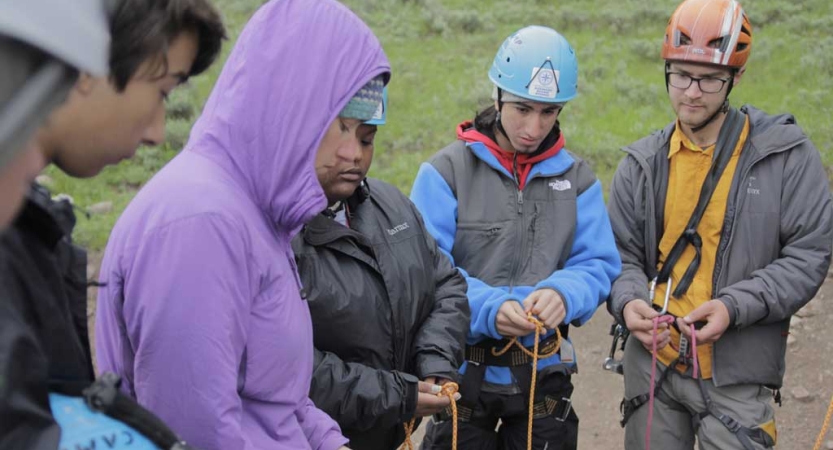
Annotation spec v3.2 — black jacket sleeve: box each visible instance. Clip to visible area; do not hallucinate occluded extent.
[411,209,470,381]
[0,276,61,450]
[309,348,419,432]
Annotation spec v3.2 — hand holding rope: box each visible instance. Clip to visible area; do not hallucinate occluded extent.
[400,382,460,450]
[492,313,563,450]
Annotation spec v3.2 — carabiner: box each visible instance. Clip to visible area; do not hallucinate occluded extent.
[648,277,673,315]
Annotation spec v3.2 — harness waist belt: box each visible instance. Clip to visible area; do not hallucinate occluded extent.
[465,331,563,367]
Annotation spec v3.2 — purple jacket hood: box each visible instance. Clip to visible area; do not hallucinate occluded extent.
[186,0,390,232]
[94,1,390,449]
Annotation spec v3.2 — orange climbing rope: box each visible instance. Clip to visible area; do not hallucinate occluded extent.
[400,382,460,450]
[812,394,833,450]
[491,313,563,450]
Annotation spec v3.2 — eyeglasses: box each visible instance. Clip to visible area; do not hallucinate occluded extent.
[666,72,730,94]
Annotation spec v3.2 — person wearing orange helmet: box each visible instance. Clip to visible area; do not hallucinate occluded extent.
[607,0,832,449]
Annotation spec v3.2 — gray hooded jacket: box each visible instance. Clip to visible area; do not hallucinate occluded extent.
[608,105,832,388]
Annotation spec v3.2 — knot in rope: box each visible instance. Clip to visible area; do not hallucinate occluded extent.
[490,313,562,359]
[492,313,563,450]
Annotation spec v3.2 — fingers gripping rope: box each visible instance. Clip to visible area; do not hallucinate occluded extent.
[400,383,460,450]
[493,313,563,450]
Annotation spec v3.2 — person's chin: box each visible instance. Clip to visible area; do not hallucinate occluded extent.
[51,159,90,179]
[332,182,360,200]
[513,137,541,153]
[678,104,710,123]
[514,145,537,154]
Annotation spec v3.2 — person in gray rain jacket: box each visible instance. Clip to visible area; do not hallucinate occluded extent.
[607,0,833,448]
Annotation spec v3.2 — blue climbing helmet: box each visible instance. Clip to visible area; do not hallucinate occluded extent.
[365,87,387,126]
[488,26,578,104]
[50,374,196,450]
[50,393,161,450]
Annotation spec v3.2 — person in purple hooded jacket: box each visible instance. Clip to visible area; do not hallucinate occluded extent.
[93,0,391,449]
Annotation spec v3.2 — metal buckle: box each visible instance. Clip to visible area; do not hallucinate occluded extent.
[555,397,572,422]
[82,372,121,412]
[603,323,626,374]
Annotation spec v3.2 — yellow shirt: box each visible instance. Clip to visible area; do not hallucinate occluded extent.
[654,117,750,378]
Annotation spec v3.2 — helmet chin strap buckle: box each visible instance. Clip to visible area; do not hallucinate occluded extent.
[687,69,735,134]
[690,98,730,134]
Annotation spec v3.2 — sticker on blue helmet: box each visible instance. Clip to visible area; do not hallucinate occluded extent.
[50,393,160,450]
[527,66,560,99]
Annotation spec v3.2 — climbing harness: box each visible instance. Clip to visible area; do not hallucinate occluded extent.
[491,314,563,450]
[603,322,627,375]
[614,108,776,449]
[645,318,693,450]
[604,107,745,375]
[400,383,460,450]
[430,314,568,450]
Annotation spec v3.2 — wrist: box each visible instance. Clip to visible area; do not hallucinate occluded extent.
[715,296,737,327]
[399,372,420,422]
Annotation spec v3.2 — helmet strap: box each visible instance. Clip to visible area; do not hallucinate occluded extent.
[495,89,510,140]
[690,98,729,133]
[665,63,736,134]
[690,70,735,133]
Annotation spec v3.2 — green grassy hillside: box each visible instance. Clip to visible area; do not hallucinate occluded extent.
[44,0,833,249]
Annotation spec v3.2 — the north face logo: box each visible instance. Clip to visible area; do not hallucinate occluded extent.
[549,180,571,191]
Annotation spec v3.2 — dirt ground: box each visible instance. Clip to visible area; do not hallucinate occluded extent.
[567,280,833,450]
[86,256,833,449]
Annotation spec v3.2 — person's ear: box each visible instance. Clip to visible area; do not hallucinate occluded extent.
[733,66,746,87]
[73,73,98,96]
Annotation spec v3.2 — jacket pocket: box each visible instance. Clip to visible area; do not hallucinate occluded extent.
[453,220,514,282]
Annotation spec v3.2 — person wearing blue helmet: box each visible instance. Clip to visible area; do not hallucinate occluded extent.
[293,86,470,450]
[411,26,621,449]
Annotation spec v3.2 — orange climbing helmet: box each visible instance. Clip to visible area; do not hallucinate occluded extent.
[661,0,753,69]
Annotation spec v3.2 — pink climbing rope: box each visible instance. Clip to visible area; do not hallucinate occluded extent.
[645,315,675,450]
[646,316,698,450]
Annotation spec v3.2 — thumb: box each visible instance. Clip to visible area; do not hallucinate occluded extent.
[636,301,660,319]
[418,381,441,394]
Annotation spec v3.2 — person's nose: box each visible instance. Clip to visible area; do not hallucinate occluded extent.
[141,106,166,147]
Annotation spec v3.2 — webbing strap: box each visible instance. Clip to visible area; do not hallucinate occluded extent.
[81,374,193,450]
[656,107,746,297]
